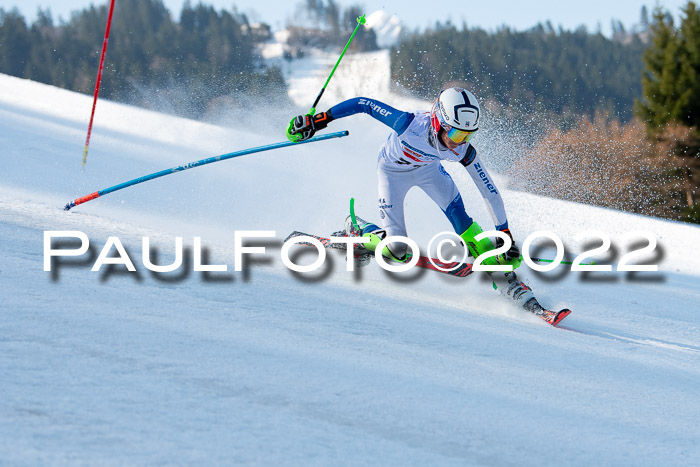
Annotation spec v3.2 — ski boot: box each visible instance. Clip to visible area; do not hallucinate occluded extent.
[335,215,377,266]
[491,270,571,326]
[494,271,536,307]
[344,215,380,237]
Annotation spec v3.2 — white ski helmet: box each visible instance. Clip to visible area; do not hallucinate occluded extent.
[430,87,480,144]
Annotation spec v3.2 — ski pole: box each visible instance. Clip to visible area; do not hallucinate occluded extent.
[531,258,596,266]
[286,14,366,142]
[82,0,116,167]
[64,130,349,211]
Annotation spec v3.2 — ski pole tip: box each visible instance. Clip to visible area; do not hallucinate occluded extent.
[357,14,366,25]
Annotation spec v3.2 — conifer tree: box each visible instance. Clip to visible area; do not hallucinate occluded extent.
[0,9,31,77]
[637,2,700,131]
[636,2,700,223]
[678,2,700,128]
[637,9,680,129]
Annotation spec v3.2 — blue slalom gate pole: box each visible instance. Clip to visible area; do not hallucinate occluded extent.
[64,130,349,210]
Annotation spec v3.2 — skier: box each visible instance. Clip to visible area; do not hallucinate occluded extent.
[288,88,557,317]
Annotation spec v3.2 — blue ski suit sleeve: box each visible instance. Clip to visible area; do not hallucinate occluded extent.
[328,97,414,135]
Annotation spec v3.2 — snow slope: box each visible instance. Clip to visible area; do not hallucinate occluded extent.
[1,50,700,466]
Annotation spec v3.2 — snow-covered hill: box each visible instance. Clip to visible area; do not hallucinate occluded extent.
[1,52,699,465]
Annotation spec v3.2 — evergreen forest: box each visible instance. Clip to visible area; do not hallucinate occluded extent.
[391,21,647,120]
[0,0,286,116]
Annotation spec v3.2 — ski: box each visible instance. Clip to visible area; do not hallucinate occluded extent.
[523,298,572,326]
[284,230,474,278]
[540,308,572,326]
[489,271,572,326]
[284,230,571,327]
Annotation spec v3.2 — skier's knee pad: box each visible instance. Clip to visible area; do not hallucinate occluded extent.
[459,221,523,268]
[459,221,499,266]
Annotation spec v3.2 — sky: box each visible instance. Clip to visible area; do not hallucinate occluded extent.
[0,0,691,35]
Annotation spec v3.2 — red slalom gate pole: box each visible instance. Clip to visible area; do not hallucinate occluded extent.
[82,0,116,167]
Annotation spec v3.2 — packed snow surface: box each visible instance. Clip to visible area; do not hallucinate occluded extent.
[1,48,699,466]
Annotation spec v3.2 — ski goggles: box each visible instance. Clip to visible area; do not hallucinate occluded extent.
[432,102,478,144]
[444,125,477,144]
